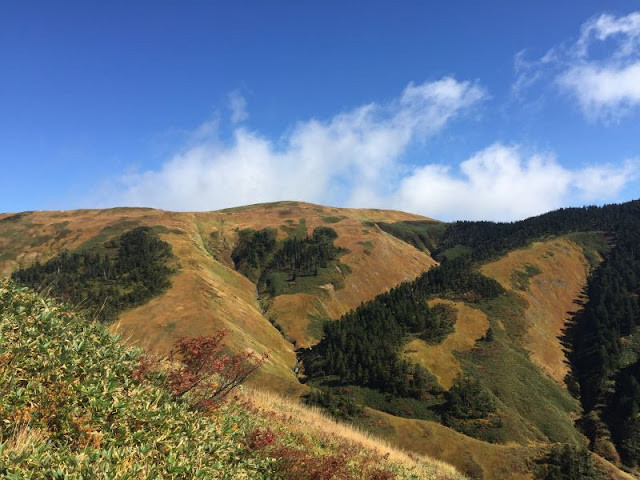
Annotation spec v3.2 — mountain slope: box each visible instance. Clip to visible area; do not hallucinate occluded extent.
[0,202,437,395]
[0,280,464,479]
[480,237,594,385]
[299,201,640,479]
[3,200,639,479]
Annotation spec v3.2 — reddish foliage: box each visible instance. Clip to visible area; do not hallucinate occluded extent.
[247,427,276,449]
[268,445,356,480]
[130,355,158,382]
[167,368,200,396]
[368,470,397,480]
[172,332,228,373]
[167,333,268,408]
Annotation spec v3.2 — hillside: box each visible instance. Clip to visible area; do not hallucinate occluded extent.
[300,201,640,479]
[2,200,640,479]
[0,280,464,479]
[0,202,436,396]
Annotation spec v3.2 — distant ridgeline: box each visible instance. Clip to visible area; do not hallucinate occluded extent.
[231,225,349,297]
[11,227,175,322]
[305,200,640,467]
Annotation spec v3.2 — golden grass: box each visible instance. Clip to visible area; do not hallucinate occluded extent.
[241,387,467,479]
[0,202,438,397]
[2,425,48,457]
[594,455,638,480]
[268,292,342,347]
[404,299,489,389]
[480,238,589,385]
[365,408,535,480]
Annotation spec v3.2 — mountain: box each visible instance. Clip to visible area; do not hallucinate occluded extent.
[0,202,435,397]
[2,199,639,479]
[0,280,463,479]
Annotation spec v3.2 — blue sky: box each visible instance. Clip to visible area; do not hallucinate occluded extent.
[1,1,640,220]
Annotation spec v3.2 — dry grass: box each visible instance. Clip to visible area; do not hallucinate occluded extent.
[268,292,344,347]
[366,408,535,480]
[0,202,437,397]
[1,426,48,457]
[241,387,467,479]
[593,454,638,480]
[404,299,489,389]
[480,238,590,385]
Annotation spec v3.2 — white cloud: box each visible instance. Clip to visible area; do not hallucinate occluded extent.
[389,144,637,221]
[557,63,640,118]
[515,11,640,121]
[228,90,248,124]
[114,78,486,211]
[573,159,638,199]
[107,79,637,221]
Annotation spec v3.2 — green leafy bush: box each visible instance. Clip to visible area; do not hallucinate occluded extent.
[0,281,274,478]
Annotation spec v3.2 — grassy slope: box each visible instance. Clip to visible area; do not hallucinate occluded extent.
[4,205,629,479]
[0,202,437,396]
[0,281,464,479]
[379,236,629,479]
[449,238,588,448]
[480,237,591,385]
[371,410,535,480]
[397,238,587,446]
[404,299,489,389]
[432,237,588,448]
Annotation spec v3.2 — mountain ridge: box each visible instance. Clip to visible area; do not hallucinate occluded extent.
[3,199,640,479]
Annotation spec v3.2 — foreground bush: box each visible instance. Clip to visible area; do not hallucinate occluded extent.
[0,281,273,478]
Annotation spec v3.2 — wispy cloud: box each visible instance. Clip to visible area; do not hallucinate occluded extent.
[111,77,486,212]
[515,11,640,121]
[228,90,248,125]
[105,77,637,221]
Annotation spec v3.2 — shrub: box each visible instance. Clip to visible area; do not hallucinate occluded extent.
[166,332,268,408]
[303,388,364,420]
[444,375,496,420]
[0,281,275,478]
[535,444,603,480]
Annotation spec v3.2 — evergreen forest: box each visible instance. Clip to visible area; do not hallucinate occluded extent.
[304,200,640,468]
[11,226,175,322]
[231,225,348,297]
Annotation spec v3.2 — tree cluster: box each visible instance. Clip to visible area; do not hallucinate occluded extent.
[268,226,345,280]
[231,228,278,283]
[535,444,602,480]
[443,375,496,420]
[376,220,446,254]
[11,227,174,322]
[231,226,347,296]
[304,257,503,398]
[438,201,640,261]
